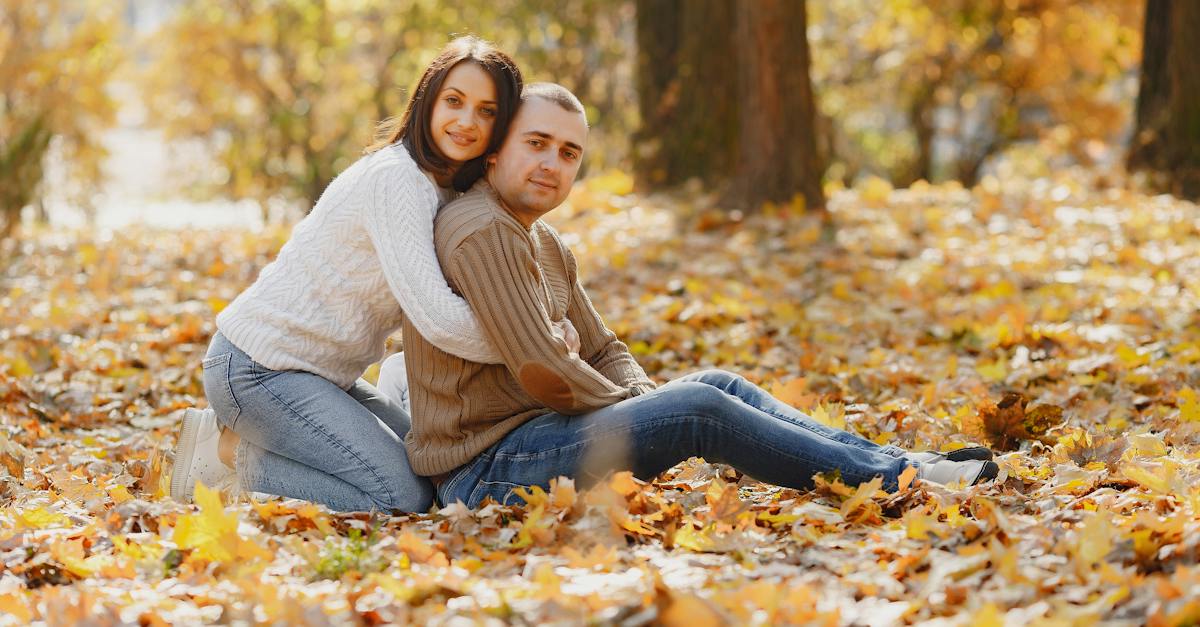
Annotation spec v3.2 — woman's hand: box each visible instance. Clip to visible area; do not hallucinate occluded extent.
[552,318,581,357]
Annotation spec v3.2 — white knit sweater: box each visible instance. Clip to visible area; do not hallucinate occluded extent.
[216,142,502,389]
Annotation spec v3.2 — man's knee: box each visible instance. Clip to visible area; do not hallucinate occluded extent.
[673,368,743,388]
[658,381,736,415]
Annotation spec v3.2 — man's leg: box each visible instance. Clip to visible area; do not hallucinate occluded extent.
[438,381,912,507]
[667,369,908,458]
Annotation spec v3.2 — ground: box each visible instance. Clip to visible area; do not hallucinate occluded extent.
[1,170,1199,625]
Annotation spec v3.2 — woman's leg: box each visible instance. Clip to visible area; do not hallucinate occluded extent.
[668,369,908,458]
[204,333,433,512]
[438,380,911,508]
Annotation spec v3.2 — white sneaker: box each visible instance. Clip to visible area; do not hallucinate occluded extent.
[916,458,998,487]
[170,408,235,502]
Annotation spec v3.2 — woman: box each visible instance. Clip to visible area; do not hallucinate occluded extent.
[169,36,521,513]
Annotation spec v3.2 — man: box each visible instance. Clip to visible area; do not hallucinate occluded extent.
[393,83,998,508]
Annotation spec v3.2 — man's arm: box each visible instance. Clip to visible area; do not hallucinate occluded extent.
[562,247,657,395]
[446,221,634,415]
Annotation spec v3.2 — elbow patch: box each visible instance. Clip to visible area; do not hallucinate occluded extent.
[518,362,575,410]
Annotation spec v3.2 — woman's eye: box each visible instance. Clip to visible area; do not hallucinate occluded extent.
[480,107,496,117]
[445,96,460,105]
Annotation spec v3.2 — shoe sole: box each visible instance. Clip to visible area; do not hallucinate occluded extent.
[972,460,1000,485]
[945,446,993,462]
[170,410,202,502]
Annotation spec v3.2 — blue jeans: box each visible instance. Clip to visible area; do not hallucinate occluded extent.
[436,369,912,507]
[202,332,433,512]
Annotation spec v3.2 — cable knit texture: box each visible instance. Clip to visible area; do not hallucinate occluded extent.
[217,142,502,389]
[404,181,656,476]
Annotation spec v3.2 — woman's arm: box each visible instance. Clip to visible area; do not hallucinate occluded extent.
[361,162,503,364]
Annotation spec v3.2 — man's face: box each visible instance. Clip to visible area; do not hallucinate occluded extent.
[487,97,587,218]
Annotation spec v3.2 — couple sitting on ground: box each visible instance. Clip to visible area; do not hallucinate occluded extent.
[170,37,998,513]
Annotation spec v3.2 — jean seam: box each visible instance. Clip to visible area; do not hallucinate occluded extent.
[204,352,243,429]
[248,361,396,509]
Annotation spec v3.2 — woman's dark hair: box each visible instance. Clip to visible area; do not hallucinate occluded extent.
[365,36,522,192]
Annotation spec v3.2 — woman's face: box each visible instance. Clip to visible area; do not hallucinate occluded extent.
[429,62,498,168]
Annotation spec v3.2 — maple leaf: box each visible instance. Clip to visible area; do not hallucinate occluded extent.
[1055,431,1127,469]
[172,482,270,564]
[967,393,1060,451]
[839,476,884,525]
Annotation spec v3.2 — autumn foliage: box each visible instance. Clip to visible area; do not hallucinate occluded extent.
[3,170,1200,623]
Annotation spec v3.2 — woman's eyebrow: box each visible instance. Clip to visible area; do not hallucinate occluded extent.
[439,85,497,105]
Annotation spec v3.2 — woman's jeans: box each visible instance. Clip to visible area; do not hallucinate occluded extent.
[436,369,912,508]
[202,332,433,512]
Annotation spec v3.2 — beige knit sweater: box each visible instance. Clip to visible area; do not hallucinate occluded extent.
[404,181,656,476]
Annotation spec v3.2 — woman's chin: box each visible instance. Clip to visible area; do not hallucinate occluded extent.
[436,143,483,165]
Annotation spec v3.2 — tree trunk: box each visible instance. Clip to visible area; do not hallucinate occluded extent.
[633,0,738,189]
[729,0,824,212]
[1128,0,1200,200]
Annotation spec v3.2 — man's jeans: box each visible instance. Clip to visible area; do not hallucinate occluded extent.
[436,369,911,508]
[202,332,434,512]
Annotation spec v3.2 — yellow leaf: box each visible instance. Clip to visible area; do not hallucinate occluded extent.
[5,356,34,378]
[662,593,724,627]
[107,484,133,504]
[1116,345,1149,368]
[14,506,70,530]
[173,481,270,563]
[0,592,33,623]
[897,465,918,492]
[757,511,800,528]
[562,544,620,570]
[1120,463,1172,494]
[1178,388,1200,422]
[674,524,720,553]
[903,507,937,540]
[975,359,1008,382]
[839,476,883,524]
[1129,432,1167,458]
[972,602,1005,627]
[1074,510,1114,572]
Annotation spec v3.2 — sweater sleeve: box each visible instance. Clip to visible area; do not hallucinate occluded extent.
[562,246,657,395]
[360,160,503,364]
[446,222,633,415]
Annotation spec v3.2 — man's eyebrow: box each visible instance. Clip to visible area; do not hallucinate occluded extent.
[523,130,583,153]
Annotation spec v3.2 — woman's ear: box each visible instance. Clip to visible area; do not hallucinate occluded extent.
[486,153,498,168]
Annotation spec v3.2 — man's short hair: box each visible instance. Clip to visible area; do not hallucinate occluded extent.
[521,82,586,119]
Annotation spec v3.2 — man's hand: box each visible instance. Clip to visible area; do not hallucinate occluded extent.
[552,318,581,357]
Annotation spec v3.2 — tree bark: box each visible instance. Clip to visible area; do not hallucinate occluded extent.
[729,0,824,212]
[633,0,738,189]
[1128,0,1200,200]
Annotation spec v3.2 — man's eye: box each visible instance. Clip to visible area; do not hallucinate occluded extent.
[563,151,578,161]
[528,139,542,147]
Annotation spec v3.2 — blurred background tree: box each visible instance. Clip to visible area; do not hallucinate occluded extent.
[0,0,123,238]
[141,0,634,219]
[634,0,824,214]
[1127,0,1199,200]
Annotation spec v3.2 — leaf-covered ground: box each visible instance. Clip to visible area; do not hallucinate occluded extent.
[2,172,1200,625]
